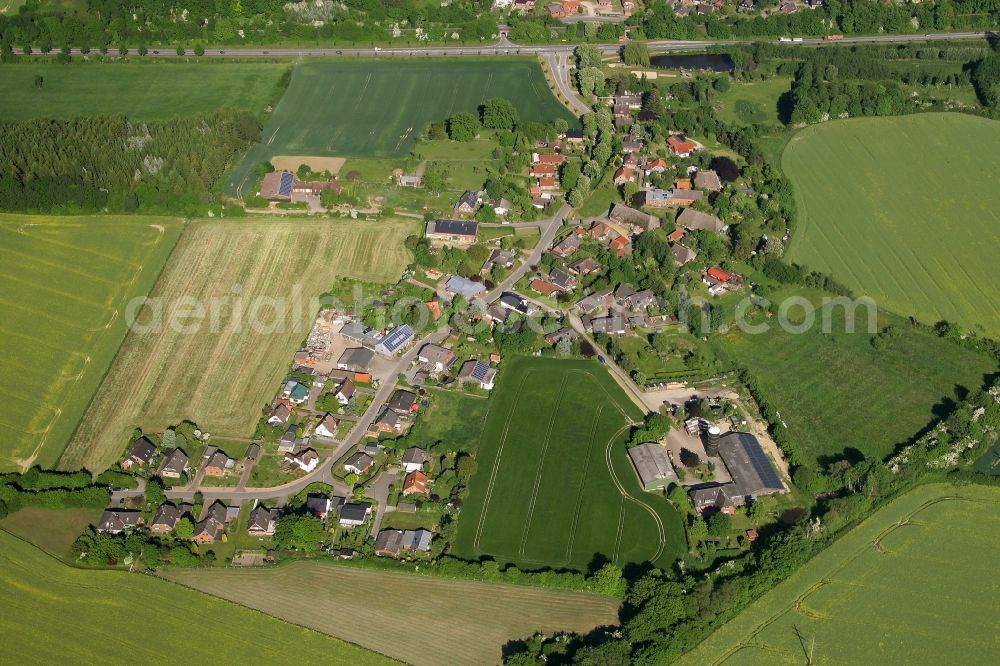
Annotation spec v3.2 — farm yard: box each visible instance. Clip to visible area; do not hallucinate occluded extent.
[452,357,686,571]
[163,560,620,666]
[58,218,415,473]
[0,62,290,120]
[784,113,1000,338]
[714,288,997,469]
[0,531,392,664]
[0,215,182,471]
[226,58,577,197]
[679,483,1000,665]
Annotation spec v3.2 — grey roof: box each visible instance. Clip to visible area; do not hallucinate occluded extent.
[568,256,601,274]
[719,432,784,497]
[588,313,627,334]
[545,327,578,345]
[306,495,333,516]
[418,344,453,366]
[575,289,613,313]
[628,443,679,490]
[376,325,414,355]
[340,503,371,522]
[445,275,487,299]
[127,437,157,464]
[375,529,403,554]
[499,292,529,313]
[402,447,430,465]
[549,268,575,290]
[610,203,658,230]
[551,234,581,254]
[248,505,277,533]
[403,529,433,552]
[457,190,479,209]
[689,483,741,509]
[427,219,478,237]
[677,207,724,233]
[97,509,142,533]
[338,346,374,370]
[160,448,188,475]
[344,452,374,472]
[376,407,401,428]
[459,360,496,386]
[151,504,181,529]
[388,389,418,413]
[341,321,381,346]
[671,243,697,266]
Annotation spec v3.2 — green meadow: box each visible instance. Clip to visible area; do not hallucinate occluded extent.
[226,59,578,196]
[680,483,1000,665]
[0,215,182,471]
[453,357,686,571]
[784,113,1000,337]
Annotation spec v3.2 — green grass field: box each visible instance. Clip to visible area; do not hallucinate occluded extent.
[452,357,686,571]
[0,215,182,472]
[680,483,1000,665]
[58,218,415,474]
[784,114,1000,337]
[0,63,289,120]
[226,59,578,196]
[715,76,792,127]
[164,560,620,666]
[714,288,996,468]
[0,530,395,664]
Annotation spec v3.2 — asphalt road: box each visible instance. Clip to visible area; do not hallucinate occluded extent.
[14,32,990,61]
[544,52,592,116]
[484,202,570,303]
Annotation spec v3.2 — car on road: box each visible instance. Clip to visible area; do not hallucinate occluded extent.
[598,355,606,364]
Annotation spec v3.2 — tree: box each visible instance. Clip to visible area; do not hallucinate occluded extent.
[144,478,165,507]
[194,44,205,56]
[590,563,627,598]
[552,117,569,134]
[176,46,185,56]
[423,164,448,193]
[707,511,732,536]
[174,517,194,539]
[481,97,519,131]
[575,44,602,69]
[33,74,43,89]
[622,42,651,68]
[448,112,479,141]
[427,121,447,140]
[710,156,740,182]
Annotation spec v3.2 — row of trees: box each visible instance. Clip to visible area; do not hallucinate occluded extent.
[0,109,260,213]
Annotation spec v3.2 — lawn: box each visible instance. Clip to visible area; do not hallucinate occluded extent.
[0,62,290,120]
[680,483,1000,665]
[226,59,578,196]
[783,113,1000,337]
[58,218,415,474]
[713,288,996,469]
[398,387,491,455]
[0,507,101,557]
[715,76,792,127]
[578,175,621,218]
[0,531,393,664]
[0,214,182,471]
[163,560,620,666]
[452,357,687,571]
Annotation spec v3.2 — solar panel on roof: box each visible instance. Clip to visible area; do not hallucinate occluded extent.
[745,442,782,489]
[472,362,490,382]
[279,172,294,197]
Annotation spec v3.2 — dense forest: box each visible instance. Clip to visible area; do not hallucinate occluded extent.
[0,109,260,213]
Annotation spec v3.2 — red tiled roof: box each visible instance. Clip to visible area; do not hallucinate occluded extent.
[706,267,732,283]
[530,279,561,296]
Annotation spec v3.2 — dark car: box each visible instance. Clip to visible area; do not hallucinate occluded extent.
[598,355,606,364]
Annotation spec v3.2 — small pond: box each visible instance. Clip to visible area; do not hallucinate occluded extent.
[650,53,734,72]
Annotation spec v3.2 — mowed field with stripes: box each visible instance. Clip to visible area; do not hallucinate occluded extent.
[784,113,1000,337]
[58,218,414,474]
[226,58,578,196]
[0,215,182,471]
[453,357,687,571]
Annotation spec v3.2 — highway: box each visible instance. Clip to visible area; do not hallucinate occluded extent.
[13,31,991,61]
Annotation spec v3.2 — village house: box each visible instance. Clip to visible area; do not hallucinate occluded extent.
[550,233,581,258]
[568,256,601,275]
[96,509,143,534]
[613,165,637,185]
[445,275,488,300]
[306,495,340,521]
[454,190,481,215]
[374,529,404,558]
[530,278,561,297]
[337,347,374,373]
[267,403,291,426]
[458,359,497,390]
[425,219,479,247]
[315,414,338,439]
[624,289,658,311]
[159,448,189,479]
[341,321,382,347]
[694,169,723,191]
[667,135,697,157]
[121,436,157,470]
[278,424,298,453]
[401,447,429,473]
[616,93,643,110]
[532,152,566,166]
[388,390,418,415]
[536,174,558,191]
[638,188,704,208]
[393,168,422,187]
[402,470,429,495]
[203,448,234,478]
[690,432,785,512]
[530,162,558,177]
[492,198,514,217]
[417,344,454,373]
[565,129,586,144]
[282,379,309,405]
[610,203,660,231]
[628,442,680,491]
[259,171,294,201]
[247,505,278,537]
[333,377,356,405]
[339,502,372,528]
[499,292,533,316]
[677,208,725,233]
[549,268,576,291]
[343,452,374,475]
[149,504,184,534]
[621,136,643,154]
[545,327,579,346]
[292,177,342,197]
[403,529,434,552]
[375,325,414,357]
[284,448,319,472]
[192,502,227,544]
[574,288,614,313]
[703,266,741,296]
[584,313,628,335]
[373,407,403,434]
[667,228,685,243]
[671,243,697,267]
[609,235,632,257]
